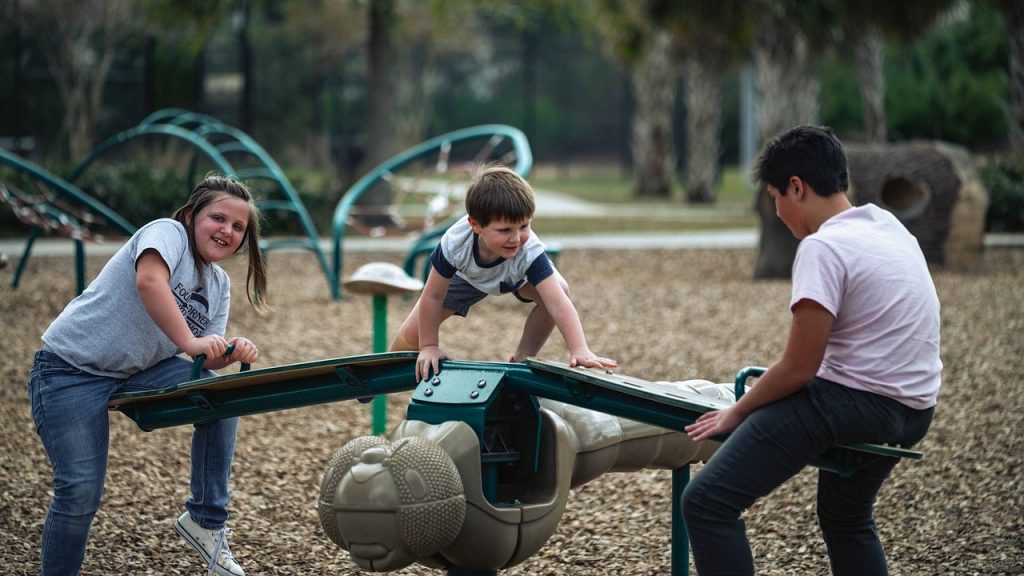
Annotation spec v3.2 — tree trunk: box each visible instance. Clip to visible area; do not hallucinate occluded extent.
[361,0,398,178]
[391,37,432,153]
[631,31,680,199]
[751,5,819,279]
[29,0,133,161]
[999,2,1024,155]
[853,24,887,143]
[684,40,724,204]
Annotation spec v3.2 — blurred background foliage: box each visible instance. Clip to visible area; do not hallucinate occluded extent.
[0,0,1021,234]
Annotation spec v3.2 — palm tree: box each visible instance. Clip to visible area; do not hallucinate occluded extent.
[751,0,824,279]
[592,0,682,199]
[656,0,752,203]
[839,0,959,143]
[362,0,399,174]
[986,0,1024,154]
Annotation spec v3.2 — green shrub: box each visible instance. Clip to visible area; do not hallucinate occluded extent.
[75,162,190,228]
[980,159,1024,233]
[255,170,338,236]
[76,163,339,237]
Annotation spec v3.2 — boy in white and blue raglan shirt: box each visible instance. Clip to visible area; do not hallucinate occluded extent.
[391,165,616,383]
[683,126,941,576]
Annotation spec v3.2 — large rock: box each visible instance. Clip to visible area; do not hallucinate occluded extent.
[846,140,989,269]
[755,140,991,278]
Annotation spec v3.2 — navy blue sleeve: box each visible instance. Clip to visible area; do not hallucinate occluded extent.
[525,253,555,286]
[430,243,457,278]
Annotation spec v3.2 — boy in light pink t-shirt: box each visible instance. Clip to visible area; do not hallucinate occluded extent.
[683,126,941,576]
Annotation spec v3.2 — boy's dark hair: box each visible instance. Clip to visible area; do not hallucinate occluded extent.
[754,125,849,197]
[173,173,269,310]
[464,165,535,226]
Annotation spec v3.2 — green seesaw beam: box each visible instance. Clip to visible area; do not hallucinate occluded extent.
[108,352,419,432]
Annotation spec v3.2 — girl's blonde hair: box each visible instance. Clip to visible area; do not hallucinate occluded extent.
[173,174,269,311]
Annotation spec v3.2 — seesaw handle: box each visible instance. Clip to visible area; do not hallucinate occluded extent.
[734,366,767,400]
[190,343,252,381]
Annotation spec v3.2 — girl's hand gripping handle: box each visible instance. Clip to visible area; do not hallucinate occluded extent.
[190,343,252,381]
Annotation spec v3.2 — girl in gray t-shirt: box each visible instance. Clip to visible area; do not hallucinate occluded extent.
[29,175,267,576]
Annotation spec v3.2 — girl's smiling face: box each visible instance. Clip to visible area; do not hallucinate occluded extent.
[190,194,250,263]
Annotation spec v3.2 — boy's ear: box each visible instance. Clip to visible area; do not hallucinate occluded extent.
[790,176,805,199]
[467,215,482,233]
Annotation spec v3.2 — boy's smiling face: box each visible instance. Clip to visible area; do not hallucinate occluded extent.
[469,216,532,262]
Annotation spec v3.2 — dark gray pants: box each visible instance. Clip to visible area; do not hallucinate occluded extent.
[681,378,933,576]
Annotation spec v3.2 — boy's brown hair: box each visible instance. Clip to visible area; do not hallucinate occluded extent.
[465,165,535,226]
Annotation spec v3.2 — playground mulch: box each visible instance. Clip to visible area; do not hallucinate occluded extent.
[1,245,1021,575]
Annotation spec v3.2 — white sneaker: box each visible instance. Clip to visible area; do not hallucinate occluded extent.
[174,511,245,576]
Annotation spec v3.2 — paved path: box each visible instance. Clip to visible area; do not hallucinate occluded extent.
[2,189,1020,257]
[0,228,760,258]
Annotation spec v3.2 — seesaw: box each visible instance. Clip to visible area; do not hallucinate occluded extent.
[108,352,419,431]
[108,354,922,576]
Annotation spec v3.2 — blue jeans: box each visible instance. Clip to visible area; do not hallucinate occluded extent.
[28,350,239,576]
[681,377,933,576]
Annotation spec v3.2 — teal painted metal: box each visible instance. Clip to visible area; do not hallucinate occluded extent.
[67,123,235,183]
[109,352,419,431]
[408,365,508,439]
[672,466,690,576]
[1,148,137,293]
[188,343,251,381]
[407,362,540,505]
[733,366,924,470]
[331,125,533,300]
[371,294,388,435]
[171,113,332,293]
[10,226,40,289]
[1,149,135,232]
[69,109,334,295]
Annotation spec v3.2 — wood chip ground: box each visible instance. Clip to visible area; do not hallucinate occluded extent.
[1,247,1021,575]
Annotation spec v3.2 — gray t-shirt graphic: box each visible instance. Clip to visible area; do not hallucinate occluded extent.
[42,219,230,378]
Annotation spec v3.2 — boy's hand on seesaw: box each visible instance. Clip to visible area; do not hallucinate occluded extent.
[568,350,617,370]
[685,406,743,442]
[183,335,229,361]
[226,337,259,364]
[417,345,449,382]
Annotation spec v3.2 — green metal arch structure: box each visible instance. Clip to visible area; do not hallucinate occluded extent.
[331,125,532,300]
[68,109,333,294]
[0,148,137,294]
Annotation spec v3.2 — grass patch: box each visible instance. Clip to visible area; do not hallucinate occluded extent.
[532,163,754,203]
[533,214,756,235]
[528,162,757,233]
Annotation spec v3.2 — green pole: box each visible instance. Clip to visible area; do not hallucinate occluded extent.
[371,294,388,435]
[672,465,690,576]
[74,238,85,295]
